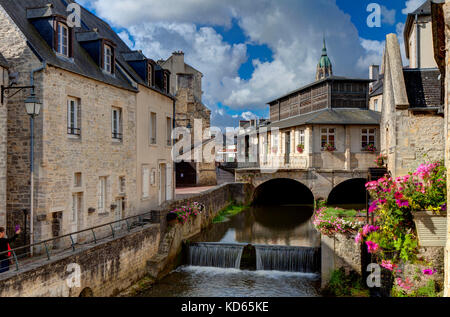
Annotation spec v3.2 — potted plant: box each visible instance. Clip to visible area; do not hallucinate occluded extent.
[166,212,178,226]
[364,143,377,153]
[374,154,387,168]
[297,144,305,154]
[322,143,336,152]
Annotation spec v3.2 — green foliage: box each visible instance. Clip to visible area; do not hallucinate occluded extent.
[323,268,369,297]
[322,207,358,218]
[213,204,246,223]
[392,280,440,298]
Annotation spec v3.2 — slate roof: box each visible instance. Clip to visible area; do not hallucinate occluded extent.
[0,52,8,68]
[266,108,381,130]
[0,0,173,98]
[403,68,442,108]
[369,75,384,97]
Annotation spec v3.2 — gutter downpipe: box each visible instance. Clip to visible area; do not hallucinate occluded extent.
[29,60,46,256]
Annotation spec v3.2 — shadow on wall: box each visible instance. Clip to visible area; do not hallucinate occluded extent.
[252,179,315,206]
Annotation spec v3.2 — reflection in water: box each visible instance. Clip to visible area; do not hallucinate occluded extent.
[138,205,321,297]
[139,266,321,297]
[195,205,320,248]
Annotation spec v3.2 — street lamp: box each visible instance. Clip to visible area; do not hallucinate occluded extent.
[25,92,41,255]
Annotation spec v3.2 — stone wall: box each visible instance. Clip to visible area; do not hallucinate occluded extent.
[0,183,250,297]
[0,224,160,297]
[0,63,7,228]
[321,233,361,288]
[444,0,450,298]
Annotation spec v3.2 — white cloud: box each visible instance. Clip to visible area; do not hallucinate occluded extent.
[381,6,396,26]
[81,0,386,124]
[241,111,258,121]
[402,0,427,15]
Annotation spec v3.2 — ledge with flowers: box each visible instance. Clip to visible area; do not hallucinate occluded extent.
[360,161,446,297]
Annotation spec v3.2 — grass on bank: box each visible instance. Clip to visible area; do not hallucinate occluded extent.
[321,207,359,218]
[322,268,370,297]
[213,204,247,223]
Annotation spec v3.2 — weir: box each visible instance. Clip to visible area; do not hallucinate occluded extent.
[188,243,321,273]
[188,243,245,269]
[255,245,320,273]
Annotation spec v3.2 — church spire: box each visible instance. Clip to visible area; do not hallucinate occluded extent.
[316,36,333,80]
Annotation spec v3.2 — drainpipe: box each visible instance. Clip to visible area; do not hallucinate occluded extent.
[29,61,46,253]
[415,14,420,69]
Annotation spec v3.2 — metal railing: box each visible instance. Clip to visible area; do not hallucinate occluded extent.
[0,211,159,273]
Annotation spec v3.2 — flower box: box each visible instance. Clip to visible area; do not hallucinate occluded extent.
[413,211,447,247]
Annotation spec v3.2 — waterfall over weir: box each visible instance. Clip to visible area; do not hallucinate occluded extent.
[188,243,320,273]
[255,246,320,273]
[188,243,244,269]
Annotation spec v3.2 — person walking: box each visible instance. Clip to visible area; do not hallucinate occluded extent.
[0,227,21,273]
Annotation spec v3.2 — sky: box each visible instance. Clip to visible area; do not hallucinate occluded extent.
[76,0,426,130]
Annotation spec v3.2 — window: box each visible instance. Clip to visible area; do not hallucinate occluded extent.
[321,128,335,149]
[112,107,122,140]
[361,128,376,149]
[98,177,108,212]
[148,63,153,86]
[297,129,305,146]
[74,173,82,187]
[151,169,157,186]
[119,176,126,194]
[166,117,172,146]
[142,166,150,199]
[164,73,169,93]
[67,98,81,136]
[150,112,157,144]
[57,22,69,56]
[271,132,279,154]
[72,193,82,223]
[104,44,113,74]
[374,99,379,112]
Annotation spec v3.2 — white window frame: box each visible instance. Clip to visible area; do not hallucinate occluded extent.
[321,128,336,149]
[67,98,80,136]
[297,129,305,146]
[98,177,108,212]
[104,44,113,73]
[142,166,150,199]
[112,107,122,140]
[361,128,376,149]
[150,112,157,145]
[57,22,69,57]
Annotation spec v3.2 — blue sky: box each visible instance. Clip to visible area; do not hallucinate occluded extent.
[78,0,425,129]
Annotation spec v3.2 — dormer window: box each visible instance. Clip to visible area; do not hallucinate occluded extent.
[148,63,153,86]
[164,72,169,93]
[57,22,69,56]
[103,44,113,74]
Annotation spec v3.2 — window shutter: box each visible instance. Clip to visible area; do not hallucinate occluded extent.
[53,19,59,51]
[67,100,71,132]
[69,28,74,58]
[77,100,81,132]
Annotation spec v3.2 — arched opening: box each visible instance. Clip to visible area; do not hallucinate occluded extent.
[79,287,94,297]
[327,178,368,208]
[175,161,197,187]
[252,179,315,206]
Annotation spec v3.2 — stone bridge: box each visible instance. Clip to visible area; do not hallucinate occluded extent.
[235,168,370,205]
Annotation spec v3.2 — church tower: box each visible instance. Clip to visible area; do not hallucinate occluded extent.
[316,38,333,80]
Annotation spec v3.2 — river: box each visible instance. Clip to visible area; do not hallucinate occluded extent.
[138,205,322,297]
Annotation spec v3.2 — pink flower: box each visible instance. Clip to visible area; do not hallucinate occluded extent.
[396,200,409,208]
[355,232,363,244]
[394,192,403,200]
[366,241,379,254]
[422,269,436,276]
[381,260,397,271]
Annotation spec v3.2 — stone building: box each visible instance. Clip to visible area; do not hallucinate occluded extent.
[158,51,217,187]
[0,53,8,228]
[0,0,174,245]
[238,43,380,176]
[380,1,444,179]
[429,0,449,298]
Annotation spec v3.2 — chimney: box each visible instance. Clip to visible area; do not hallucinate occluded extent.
[172,51,185,66]
[369,65,380,82]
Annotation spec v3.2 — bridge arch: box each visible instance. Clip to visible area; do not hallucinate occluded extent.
[79,287,94,297]
[327,178,368,207]
[252,178,315,206]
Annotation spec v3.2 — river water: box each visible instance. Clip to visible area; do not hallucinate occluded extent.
[138,205,322,297]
